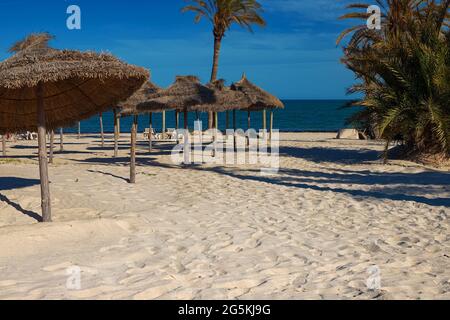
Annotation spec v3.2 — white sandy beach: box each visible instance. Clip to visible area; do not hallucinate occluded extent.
[0,132,449,300]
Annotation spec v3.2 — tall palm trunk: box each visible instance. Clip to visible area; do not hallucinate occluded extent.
[210,36,222,82]
[209,36,222,129]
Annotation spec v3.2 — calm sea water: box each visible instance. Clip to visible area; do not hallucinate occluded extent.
[65,100,359,134]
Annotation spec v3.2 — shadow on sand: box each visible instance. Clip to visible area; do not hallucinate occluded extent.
[279,146,381,164]
[0,177,42,222]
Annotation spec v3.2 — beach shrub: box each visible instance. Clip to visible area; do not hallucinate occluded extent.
[338,0,450,161]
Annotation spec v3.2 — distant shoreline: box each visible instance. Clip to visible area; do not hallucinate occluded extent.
[62,130,343,135]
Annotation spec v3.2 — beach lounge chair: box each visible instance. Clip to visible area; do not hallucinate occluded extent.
[143,128,156,140]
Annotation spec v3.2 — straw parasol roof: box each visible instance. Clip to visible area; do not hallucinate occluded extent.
[118,80,168,116]
[0,33,149,134]
[231,74,284,111]
[0,33,149,223]
[189,79,251,113]
[151,75,216,111]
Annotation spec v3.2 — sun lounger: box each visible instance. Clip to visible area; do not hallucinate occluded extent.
[143,128,155,139]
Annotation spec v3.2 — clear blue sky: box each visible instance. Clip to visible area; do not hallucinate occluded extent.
[0,0,357,99]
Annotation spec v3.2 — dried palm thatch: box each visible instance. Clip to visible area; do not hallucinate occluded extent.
[189,79,251,112]
[151,75,217,111]
[0,33,149,134]
[118,80,167,116]
[231,74,284,111]
[0,33,149,223]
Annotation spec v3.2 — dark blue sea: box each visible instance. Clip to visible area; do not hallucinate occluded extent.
[65,100,360,134]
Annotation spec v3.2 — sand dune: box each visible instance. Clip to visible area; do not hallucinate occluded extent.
[0,133,449,300]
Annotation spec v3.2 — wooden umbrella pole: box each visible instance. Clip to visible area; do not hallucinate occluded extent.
[77,122,81,139]
[130,115,137,184]
[214,112,219,158]
[59,128,64,152]
[175,111,179,130]
[263,109,267,138]
[113,109,119,158]
[247,110,251,148]
[49,130,54,164]
[100,113,104,148]
[270,111,274,145]
[2,134,6,157]
[233,109,237,151]
[36,83,52,222]
[183,109,190,165]
[117,116,121,137]
[149,112,153,152]
[208,111,213,129]
[162,110,166,139]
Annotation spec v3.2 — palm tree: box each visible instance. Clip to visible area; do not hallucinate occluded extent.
[339,0,450,161]
[337,0,449,47]
[182,0,266,127]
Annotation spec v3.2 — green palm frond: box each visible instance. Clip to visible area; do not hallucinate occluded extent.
[338,0,450,159]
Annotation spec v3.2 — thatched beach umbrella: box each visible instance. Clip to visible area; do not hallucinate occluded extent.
[152,76,216,130]
[190,79,251,114]
[118,80,171,183]
[231,74,284,140]
[189,79,252,151]
[0,33,148,222]
[146,76,217,164]
[118,80,165,151]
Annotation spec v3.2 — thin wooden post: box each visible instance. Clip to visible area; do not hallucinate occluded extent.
[37,82,51,222]
[183,110,190,165]
[2,134,6,157]
[263,109,267,130]
[247,110,251,148]
[77,122,81,139]
[59,128,64,152]
[214,111,219,157]
[130,115,137,184]
[117,116,121,136]
[113,109,119,158]
[99,113,104,148]
[175,110,179,130]
[208,111,213,129]
[162,110,166,139]
[49,130,54,164]
[149,112,153,152]
[233,110,237,151]
[270,111,274,144]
